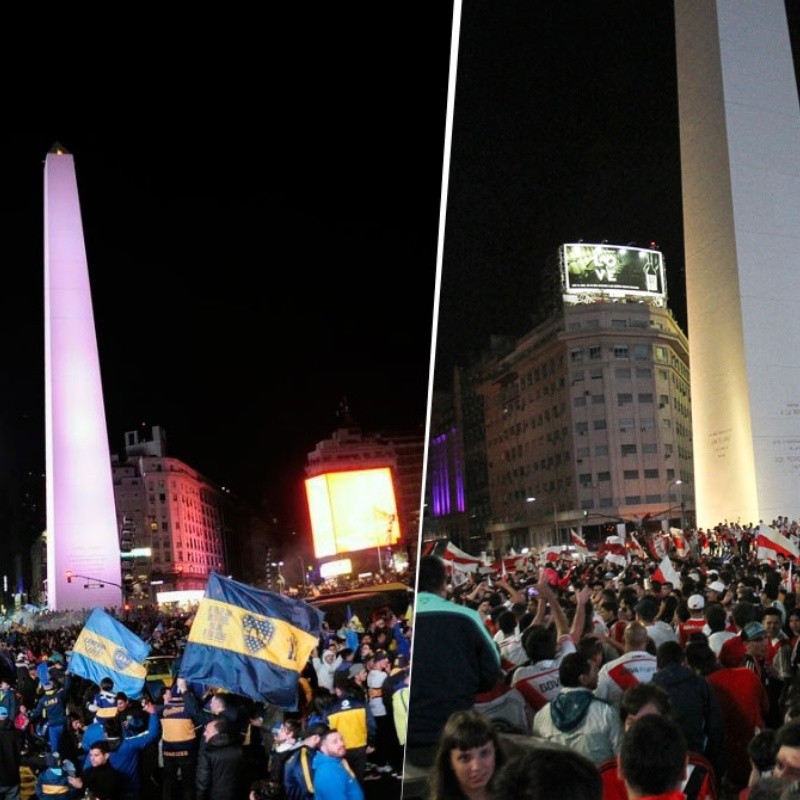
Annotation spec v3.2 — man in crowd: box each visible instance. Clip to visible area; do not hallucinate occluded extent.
[595,621,657,706]
[196,717,245,800]
[67,740,127,800]
[532,650,622,764]
[405,556,501,769]
[281,723,330,800]
[619,714,689,799]
[510,581,588,712]
[312,729,364,800]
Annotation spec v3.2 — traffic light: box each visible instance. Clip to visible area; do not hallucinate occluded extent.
[65,571,73,584]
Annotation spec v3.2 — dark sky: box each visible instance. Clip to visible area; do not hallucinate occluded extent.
[0,7,455,544]
[434,0,800,391]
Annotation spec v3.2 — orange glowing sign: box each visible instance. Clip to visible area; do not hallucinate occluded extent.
[304,467,401,558]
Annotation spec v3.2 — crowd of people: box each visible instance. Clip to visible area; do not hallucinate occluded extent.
[409,519,800,800]
[0,576,412,800]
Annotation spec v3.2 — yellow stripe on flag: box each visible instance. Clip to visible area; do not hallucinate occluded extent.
[72,629,146,680]
[188,598,319,672]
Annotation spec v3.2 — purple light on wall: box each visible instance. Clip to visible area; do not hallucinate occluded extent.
[44,146,123,610]
[429,433,450,517]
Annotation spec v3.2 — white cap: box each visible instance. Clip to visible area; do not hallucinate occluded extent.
[688,594,705,611]
[707,580,726,594]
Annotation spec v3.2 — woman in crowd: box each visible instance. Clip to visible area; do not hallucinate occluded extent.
[428,709,507,800]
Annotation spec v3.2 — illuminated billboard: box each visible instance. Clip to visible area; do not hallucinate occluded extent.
[305,467,401,558]
[561,243,666,306]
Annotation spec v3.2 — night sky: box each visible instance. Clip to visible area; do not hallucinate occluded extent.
[0,7,455,550]
[434,0,800,391]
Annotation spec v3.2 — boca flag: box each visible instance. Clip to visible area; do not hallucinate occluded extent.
[69,608,150,700]
[179,572,324,710]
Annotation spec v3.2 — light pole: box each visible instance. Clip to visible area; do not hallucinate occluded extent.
[667,479,682,526]
[526,497,536,548]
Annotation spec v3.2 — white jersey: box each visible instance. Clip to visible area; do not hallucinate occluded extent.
[511,634,575,712]
[594,650,657,706]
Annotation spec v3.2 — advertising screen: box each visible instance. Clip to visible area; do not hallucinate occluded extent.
[305,467,402,558]
[561,243,666,305]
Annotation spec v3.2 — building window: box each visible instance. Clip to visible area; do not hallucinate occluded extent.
[619,418,634,432]
[615,368,632,380]
[577,446,590,457]
[642,443,658,454]
[589,345,602,360]
[594,419,607,431]
[633,345,649,361]
[625,495,641,504]
[644,469,659,478]
[624,470,639,479]
[614,345,630,359]
[579,473,592,486]
[597,471,611,482]
[636,368,652,379]
[570,348,584,363]
[638,393,654,404]
[574,396,587,407]
[599,497,613,507]
[590,368,603,380]
[591,394,605,404]
[621,444,637,456]
[618,393,633,407]
[612,319,628,329]
[654,346,667,361]
[595,445,609,456]
[575,422,589,436]
[645,494,661,503]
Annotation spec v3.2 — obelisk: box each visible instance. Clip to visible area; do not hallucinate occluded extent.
[675,2,800,527]
[44,144,123,610]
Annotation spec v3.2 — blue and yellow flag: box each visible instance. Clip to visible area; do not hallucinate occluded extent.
[69,608,150,699]
[179,572,324,710]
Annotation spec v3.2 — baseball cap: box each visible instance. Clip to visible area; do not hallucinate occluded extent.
[348,663,366,679]
[687,594,705,611]
[706,580,726,594]
[742,621,767,642]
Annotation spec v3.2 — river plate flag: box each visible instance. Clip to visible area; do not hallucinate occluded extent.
[70,608,150,699]
[180,572,325,710]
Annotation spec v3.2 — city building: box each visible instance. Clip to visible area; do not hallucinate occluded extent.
[425,243,694,557]
[110,424,275,603]
[304,419,424,575]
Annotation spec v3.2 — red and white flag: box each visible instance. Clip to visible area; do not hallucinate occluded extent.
[570,529,589,561]
[598,536,627,568]
[651,554,681,587]
[755,525,800,561]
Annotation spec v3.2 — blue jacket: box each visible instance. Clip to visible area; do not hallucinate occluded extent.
[83,710,160,792]
[31,686,68,728]
[312,751,364,800]
[284,746,316,800]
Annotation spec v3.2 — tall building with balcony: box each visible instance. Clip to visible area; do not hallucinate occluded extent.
[110,425,275,601]
[426,243,694,556]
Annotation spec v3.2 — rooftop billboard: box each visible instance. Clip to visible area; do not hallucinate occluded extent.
[561,243,666,306]
[304,467,401,559]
